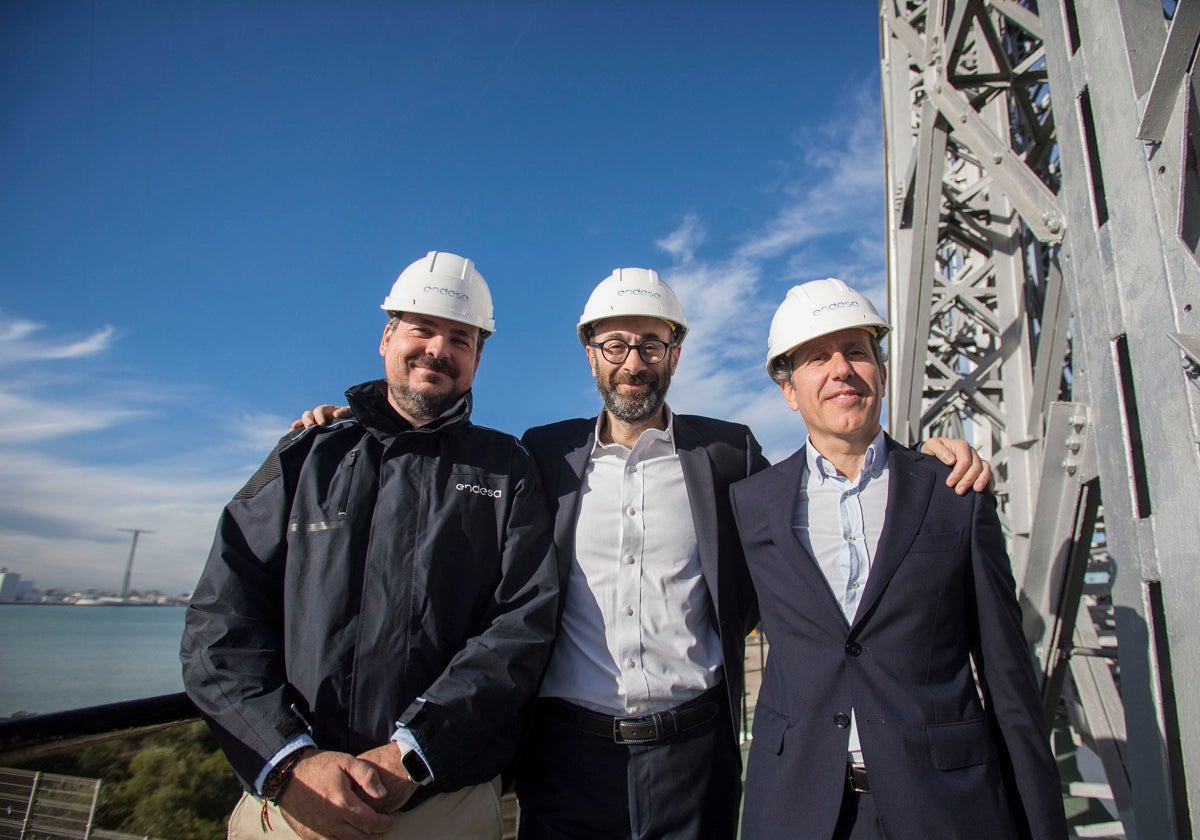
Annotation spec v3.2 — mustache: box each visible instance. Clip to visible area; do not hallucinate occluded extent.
[614,370,658,386]
[408,354,460,379]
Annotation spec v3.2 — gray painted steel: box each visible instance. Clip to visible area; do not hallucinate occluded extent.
[881,1,1200,836]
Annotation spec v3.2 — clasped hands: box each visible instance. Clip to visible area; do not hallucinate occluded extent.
[275,743,418,840]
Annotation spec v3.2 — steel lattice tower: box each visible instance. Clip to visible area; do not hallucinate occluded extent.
[881,1,1200,836]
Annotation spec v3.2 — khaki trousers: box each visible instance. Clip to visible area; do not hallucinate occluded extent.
[227,776,503,840]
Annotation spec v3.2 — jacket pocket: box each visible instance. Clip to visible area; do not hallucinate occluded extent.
[908,529,965,555]
[926,718,998,769]
[752,704,791,755]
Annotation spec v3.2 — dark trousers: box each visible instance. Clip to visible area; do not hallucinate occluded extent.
[516,685,742,840]
[833,782,886,840]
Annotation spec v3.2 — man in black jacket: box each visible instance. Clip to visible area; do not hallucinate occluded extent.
[181,251,559,840]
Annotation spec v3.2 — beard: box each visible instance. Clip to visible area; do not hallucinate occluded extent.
[388,354,464,420]
[594,360,672,424]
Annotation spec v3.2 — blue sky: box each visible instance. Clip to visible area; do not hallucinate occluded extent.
[1,2,887,593]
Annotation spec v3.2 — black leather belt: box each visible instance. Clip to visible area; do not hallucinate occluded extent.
[846,762,870,793]
[541,686,722,745]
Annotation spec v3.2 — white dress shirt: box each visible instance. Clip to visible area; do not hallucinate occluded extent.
[538,408,722,716]
[792,428,889,758]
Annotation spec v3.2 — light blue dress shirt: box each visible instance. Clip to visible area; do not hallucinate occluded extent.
[792,428,889,759]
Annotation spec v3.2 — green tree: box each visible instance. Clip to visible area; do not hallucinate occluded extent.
[18,721,242,840]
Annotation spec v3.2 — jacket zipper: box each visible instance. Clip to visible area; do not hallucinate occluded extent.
[337,448,360,519]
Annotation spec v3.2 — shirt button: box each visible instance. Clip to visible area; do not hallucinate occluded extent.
[626,659,636,669]
[628,507,637,516]
[846,535,856,542]
[834,713,851,728]
[624,606,634,616]
[627,465,638,473]
[849,581,860,590]
[626,556,636,565]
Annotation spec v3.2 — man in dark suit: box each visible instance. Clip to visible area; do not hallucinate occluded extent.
[514,268,765,840]
[730,279,1067,840]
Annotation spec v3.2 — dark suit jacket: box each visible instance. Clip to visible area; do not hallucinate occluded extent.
[730,435,1067,840]
[521,412,768,736]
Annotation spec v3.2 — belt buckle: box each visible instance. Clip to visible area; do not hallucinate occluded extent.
[846,763,870,793]
[613,714,661,744]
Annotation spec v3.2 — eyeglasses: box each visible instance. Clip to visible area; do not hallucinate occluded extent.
[588,338,674,365]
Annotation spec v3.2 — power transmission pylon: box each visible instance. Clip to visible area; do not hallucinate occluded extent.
[881,2,1200,836]
[116,528,154,601]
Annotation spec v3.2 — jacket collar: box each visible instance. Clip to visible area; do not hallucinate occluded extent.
[849,438,936,631]
[764,435,937,634]
[345,380,472,447]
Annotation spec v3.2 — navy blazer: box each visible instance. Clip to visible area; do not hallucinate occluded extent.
[730,435,1067,840]
[521,412,768,736]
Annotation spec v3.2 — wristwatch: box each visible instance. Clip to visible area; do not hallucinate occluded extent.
[401,747,433,786]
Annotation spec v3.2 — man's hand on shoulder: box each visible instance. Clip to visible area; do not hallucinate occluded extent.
[276,749,394,839]
[919,437,994,495]
[289,404,353,431]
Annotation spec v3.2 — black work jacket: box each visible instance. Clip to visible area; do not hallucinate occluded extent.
[181,382,559,794]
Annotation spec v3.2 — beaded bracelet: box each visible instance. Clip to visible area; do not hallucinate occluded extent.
[259,747,314,832]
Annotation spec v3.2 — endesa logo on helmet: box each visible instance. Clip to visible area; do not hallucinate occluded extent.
[813,300,861,317]
[424,285,470,302]
[617,288,662,299]
[455,482,502,498]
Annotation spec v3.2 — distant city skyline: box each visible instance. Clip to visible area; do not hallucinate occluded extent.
[0,566,192,602]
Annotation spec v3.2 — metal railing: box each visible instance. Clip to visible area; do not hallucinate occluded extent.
[0,633,771,839]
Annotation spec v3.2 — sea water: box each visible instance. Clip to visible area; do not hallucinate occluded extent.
[0,604,187,716]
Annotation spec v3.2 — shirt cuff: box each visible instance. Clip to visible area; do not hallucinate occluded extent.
[253,735,316,795]
[391,726,435,783]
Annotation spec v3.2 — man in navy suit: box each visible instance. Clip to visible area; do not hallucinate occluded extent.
[730,279,1067,840]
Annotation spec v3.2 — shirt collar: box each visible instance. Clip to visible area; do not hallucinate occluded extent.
[592,405,677,457]
[805,427,887,485]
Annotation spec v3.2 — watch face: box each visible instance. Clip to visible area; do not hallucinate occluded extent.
[402,749,431,784]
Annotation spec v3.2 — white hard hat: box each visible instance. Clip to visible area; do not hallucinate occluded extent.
[381,251,496,335]
[766,278,890,377]
[576,268,688,345]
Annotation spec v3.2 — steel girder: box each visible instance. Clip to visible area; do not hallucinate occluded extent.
[881,1,1200,836]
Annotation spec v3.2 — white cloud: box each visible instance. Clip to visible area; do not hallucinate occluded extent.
[234,412,298,456]
[664,258,803,463]
[738,87,884,268]
[0,390,143,444]
[0,315,276,592]
[0,446,240,593]
[0,314,116,365]
[0,319,40,342]
[655,214,706,264]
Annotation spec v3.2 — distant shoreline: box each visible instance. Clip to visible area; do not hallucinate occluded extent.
[0,601,187,607]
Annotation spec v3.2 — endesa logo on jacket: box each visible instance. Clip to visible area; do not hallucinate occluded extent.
[455,481,503,498]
